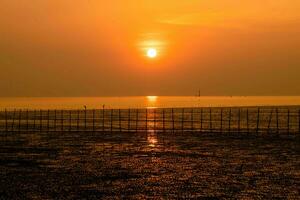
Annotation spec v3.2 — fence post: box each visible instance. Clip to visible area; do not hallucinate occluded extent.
[256,108,260,134]
[61,110,64,132]
[162,109,165,133]
[287,109,290,134]
[5,109,7,132]
[33,110,36,132]
[247,108,249,134]
[191,108,194,131]
[54,110,56,131]
[11,109,16,132]
[200,108,203,132]
[77,110,79,131]
[92,109,95,132]
[102,107,105,131]
[136,109,138,132]
[26,109,29,131]
[210,108,212,133]
[40,109,42,132]
[119,109,121,132]
[276,108,279,134]
[47,110,50,132]
[220,108,223,133]
[181,108,184,132]
[111,109,113,132]
[172,108,174,133]
[84,108,87,131]
[128,109,130,132]
[154,109,156,132]
[18,109,21,132]
[146,109,148,132]
[267,109,273,133]
[298,109,300,134]
[229,108,231,133]
[238,108,241,133]
[69,110,72,131]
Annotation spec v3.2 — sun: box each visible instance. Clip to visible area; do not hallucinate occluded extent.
[147,48,157,58]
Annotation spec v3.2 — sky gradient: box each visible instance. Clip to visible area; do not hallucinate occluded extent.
[1,0,300,97]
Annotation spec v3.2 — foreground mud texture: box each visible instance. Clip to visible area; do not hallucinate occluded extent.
[0,131,299,199]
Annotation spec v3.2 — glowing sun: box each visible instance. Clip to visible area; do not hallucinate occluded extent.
[147,48,157,58]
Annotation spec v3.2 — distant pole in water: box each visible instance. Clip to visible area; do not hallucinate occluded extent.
[40,109,42,132]
[220,108,223,133]
[256,108,260,134]
[162,109,165,133]
[298,109,300,134]
[287,109,290,134]
[18,109,21,132]
[102,105,105,132]
[84,106,87,130]
[228,108,231,133]
[61,110,64,132]
[276,108,279,134]
[5,109,7,132]
[268,109,273,133]
[136,109,138,132]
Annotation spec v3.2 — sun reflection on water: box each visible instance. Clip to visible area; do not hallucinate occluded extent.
[147,132,158,148]
[146,96,158,108]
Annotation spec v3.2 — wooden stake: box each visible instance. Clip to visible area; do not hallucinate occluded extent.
[128,109,130,132]
[84,108,87,131]
[210,108,212,133]
[69,110,72,131]
[154,109,156,132]
[287,109,290,134]
[18,109,21,132]
[229,108,232,133]
[246,108,249,134]
[111,109,113,132]
[77,110,79,131]
[146,109,148,132]
[119,109,121,132]
[200,108,203,132]
[102,107,105,131]
[26,109,29,131]
[33,110,36,132]
[172,108,174,133]
[5,109,7,132]
[61,110,64,132]
[92,109,95,132]
[238,108,241,133]
[40,109,42,132]
[267,109,273,133]
[54,110,56,131]
[47,110,50,132]
[276,108,279,134]
[162,109,165,132]
[182,108,184,132]
[256,108,260,134]
[11,109,16,132]
[220,108,223,133]
[136,109,138,132]
[298,109,300,134]
[191,109,194,131]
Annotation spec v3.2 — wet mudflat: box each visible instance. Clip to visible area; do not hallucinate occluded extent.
[0,131,299,199]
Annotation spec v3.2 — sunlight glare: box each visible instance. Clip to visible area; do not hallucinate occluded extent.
[147,48,157,58]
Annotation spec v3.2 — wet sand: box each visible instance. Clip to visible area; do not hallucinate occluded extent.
[0,131,299,199]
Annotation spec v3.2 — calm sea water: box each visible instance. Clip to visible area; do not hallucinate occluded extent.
[0,96,300,110]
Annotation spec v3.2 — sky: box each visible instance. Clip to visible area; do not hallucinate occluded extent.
[0,0,300,97]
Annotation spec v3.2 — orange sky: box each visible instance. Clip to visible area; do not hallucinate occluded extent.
[0,0,300,96]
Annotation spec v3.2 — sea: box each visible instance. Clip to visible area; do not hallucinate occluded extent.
[0,96,300,110]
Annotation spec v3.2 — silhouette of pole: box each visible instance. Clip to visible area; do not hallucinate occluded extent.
[256,108,260,134]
